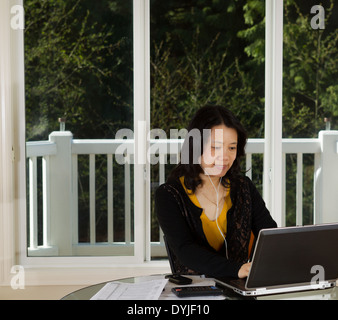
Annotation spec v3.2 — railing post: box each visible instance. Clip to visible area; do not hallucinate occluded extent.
[315,130,338,224]
[48,131,73,255]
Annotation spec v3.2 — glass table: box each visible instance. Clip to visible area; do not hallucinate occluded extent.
[61,275,338,300]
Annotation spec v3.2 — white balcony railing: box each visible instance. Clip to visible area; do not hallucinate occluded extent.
[25,130,338,257]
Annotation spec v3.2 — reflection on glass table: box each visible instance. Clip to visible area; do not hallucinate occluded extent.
[61,275,338,300]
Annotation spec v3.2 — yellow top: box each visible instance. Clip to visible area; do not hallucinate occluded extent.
[179,177,232,251]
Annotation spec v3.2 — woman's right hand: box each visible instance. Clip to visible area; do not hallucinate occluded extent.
[238,262,251,278]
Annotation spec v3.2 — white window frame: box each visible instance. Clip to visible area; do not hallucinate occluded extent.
[0,0,24,285]
[18,0,151,268]
[263,0,284,227]
[0,0,283,285]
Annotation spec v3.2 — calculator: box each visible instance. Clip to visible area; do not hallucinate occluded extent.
[171,285,224,297]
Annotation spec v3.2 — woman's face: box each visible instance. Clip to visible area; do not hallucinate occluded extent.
[200,124,238,177]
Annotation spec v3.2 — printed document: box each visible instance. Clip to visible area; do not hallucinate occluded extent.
[90,279,168,300]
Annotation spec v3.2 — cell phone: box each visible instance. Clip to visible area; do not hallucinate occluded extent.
[172,286,224,298]
[165,274,193,285]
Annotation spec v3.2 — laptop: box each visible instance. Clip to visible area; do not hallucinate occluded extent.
[215,223,338,296]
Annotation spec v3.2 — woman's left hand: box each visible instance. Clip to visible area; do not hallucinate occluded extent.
[238,262,251,278]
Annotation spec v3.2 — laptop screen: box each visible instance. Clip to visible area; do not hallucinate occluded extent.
[246,224,338,289]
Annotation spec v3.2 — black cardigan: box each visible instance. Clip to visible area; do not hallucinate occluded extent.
[155,175,277,278]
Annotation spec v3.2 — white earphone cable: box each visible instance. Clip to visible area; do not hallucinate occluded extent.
[205,171,229,259]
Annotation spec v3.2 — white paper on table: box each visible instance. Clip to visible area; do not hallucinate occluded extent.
[90,279,168,300]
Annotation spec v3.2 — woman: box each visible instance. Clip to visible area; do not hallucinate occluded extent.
[155,105,277,279]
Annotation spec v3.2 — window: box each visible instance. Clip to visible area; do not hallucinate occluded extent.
[149,0,267,257]
[283,0,338,138]
[282,0,338,226]
[22,0,284,262]
[24,0,135,258]
[23,0,281,262]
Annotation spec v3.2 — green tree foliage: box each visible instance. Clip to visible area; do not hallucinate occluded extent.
[25,0,338,140]
[283,0,338,137]
[150,0,266,138]
[25,0,133,141]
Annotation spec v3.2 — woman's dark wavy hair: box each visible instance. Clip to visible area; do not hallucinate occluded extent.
[168,105,247,192]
